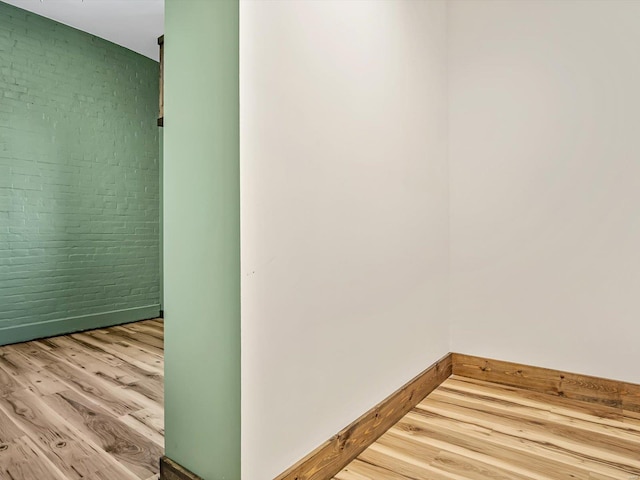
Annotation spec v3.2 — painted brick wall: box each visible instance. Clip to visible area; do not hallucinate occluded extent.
[0,2,160,343]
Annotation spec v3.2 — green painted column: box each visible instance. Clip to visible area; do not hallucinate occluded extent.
[163,1,240,479]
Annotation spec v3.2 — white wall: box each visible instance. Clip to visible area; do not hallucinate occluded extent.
[240,1,449,478]
[449,0,640,383]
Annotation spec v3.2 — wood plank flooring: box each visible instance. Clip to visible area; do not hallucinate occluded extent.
[0,319,164,480]
[335,374,640,480]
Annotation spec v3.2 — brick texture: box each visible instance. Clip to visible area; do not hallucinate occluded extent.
[0,3,160,332]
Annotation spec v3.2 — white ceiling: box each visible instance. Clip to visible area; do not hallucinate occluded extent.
[4,0,164,61]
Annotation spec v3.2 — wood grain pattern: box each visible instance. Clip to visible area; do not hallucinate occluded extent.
[0,319,164,480]
[80,330,163,370]
[159,456,203,480]
[0,435,68,480]
[335,375,640,480]
[452,353,640,413]
[70,332,164,376]
[0,386,121,480]
[43,389,162,479]
[274,353,452,480]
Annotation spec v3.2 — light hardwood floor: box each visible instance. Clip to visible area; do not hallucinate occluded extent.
[0,319,164,480]
[335,374,640,480]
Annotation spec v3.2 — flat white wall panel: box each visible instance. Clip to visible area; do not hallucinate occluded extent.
[240,1,449,477]
[449,0,640,383]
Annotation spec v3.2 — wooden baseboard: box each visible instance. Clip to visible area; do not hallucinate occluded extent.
[162,353,640,480]
[160,456,203,480]
[274,352,452,480]
[452,353,640,413]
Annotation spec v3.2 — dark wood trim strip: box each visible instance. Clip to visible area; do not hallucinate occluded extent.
[158,34,164,126]
[160,456,203,480]
[452,353,640,413]
[274,352,453,480]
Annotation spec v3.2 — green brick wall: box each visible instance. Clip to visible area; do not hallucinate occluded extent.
[0,2,160,344]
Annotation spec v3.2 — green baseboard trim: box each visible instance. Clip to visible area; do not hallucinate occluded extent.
[160,456,203,480]
[0,305,161,346]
